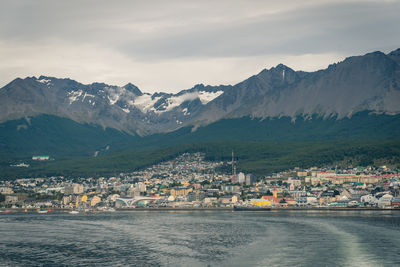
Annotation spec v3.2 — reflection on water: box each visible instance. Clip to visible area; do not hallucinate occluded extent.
[0,211,399,266]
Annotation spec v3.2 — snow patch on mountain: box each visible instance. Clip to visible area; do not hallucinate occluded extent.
[153,90,224,113]
[105,86,137,106]
[132,94,161,113]
[159,92,199,113]
[106,87,122,105]
[198,91,224,104]
[82,92,95,101]
[68,90,83,104]
[37,78,51,84]
[182,108,190,116]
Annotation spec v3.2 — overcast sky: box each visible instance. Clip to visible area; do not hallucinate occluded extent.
[1,0,399,93]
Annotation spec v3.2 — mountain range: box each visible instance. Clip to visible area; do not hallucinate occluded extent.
[2,48,400,135]
[1,48,400,177]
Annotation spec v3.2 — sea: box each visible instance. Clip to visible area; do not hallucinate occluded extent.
[1,210,399,266]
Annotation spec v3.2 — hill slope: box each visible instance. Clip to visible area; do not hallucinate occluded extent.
[1,48,400,178]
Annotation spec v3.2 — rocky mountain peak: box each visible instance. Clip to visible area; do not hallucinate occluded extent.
[388,48,400,66]
[123,83,142,96]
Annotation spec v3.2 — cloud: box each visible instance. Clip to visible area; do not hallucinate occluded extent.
[0,0,399,92]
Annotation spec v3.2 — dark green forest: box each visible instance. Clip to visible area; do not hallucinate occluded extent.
[1,112,399,179]
[1,139,399,179]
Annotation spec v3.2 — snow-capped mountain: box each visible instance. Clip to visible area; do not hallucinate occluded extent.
[1,48,400,136]
[0,75,228,135]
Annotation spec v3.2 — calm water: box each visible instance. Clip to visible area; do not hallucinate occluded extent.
[1,210,400,266]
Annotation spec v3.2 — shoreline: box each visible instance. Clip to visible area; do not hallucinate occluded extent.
[1,207,399,213]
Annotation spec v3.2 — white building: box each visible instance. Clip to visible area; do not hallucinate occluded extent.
[378,194,393,208]
[238,172,245,184]
[360,194,378,206]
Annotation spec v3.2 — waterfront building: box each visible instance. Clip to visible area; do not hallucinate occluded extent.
[360,194,378,206]
[90,196,101,206]
[62,195,73,205]
[219,196,233,206]
[250,198,271,207]
[262,195,282,205]
[203,197,218,206]
[319,190,340,206]
[391,196,400,207]
[378,194,393,208]
[296,196,307,206]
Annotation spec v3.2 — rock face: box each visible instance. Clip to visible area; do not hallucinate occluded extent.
[1,48,400,135]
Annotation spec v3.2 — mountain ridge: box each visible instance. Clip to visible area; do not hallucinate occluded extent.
[1,48,400,136]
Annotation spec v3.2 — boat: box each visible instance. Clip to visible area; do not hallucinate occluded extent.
[233,206,271,211]
[0,210,13,213]
[37,209,48,214]
[69,210,79,214]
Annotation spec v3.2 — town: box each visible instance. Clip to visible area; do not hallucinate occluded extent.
[1,152,400,212]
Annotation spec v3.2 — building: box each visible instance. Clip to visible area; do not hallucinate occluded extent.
[245,174,256,186]
[250,198,272,207]
[0,187,13,194]
[203,197,218,205]
[286,178,302,187]
[221,185,240,193]
[391,196,400,208]
[219,196,233,205]
[231,175,237,184]
[238,172,246,184]
[64,183,84,195]
[360,194,378,206]
[136,182,147,192]
[170,187,192,198]
[296,196,307,206]
[297,171,308,177]
[188,191,205,202]
[378,194,393,208]
[5,195,18,204]
[63,195,74,205]
[319,190,340,206]
[127,186,141,197]
[32,155,50,161]
[90,196,102,206]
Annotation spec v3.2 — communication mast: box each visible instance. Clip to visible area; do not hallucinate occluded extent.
[232,150,237,183]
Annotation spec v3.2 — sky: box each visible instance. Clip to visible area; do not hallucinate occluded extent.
[1,0,400,93]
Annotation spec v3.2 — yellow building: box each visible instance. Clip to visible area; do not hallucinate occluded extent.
[250,198,272,207]
[170,187,192,197]
[81,194,88,203]
[297,171,308,177]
